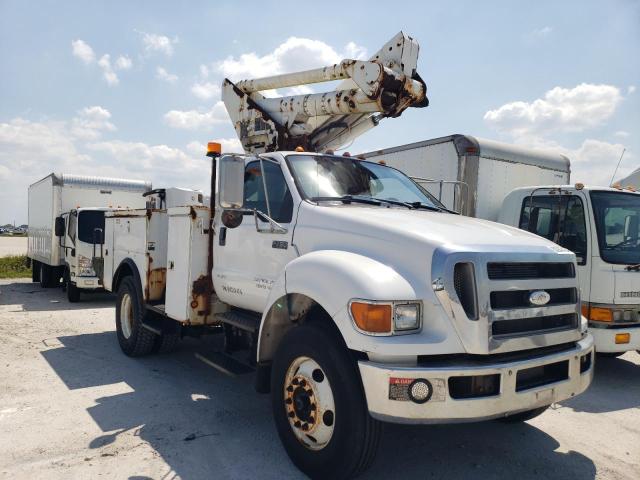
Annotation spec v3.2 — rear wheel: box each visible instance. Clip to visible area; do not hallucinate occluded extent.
[115,276,157,356]
[39,263,52,288]
[271,323,381,479]
[152,331,180,353]
[32,260,40,283]
[499,405,550,423]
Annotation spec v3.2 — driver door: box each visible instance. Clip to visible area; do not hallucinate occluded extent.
[213,158,297,312]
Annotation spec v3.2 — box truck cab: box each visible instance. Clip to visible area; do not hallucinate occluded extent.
[498,185,640,355]
[28,173,151,302]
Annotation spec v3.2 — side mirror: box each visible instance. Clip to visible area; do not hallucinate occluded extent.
[54,216,65,237]
[624,215,638,240]
[219,155,245,209]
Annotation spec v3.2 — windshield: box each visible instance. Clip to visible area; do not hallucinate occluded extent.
[77,210,105,244]
[286,154,442,208]
[590,191,640,265]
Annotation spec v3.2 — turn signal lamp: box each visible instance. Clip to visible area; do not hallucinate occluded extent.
[207,142,222,157]
[615,333,630,344]
[588,306,613,322]
[350,302,392,333]
[295,146,305,152]
[575,182,584,190]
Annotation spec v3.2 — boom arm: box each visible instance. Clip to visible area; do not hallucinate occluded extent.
[221,32,428,154]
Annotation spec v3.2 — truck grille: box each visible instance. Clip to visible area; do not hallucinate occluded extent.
[492,313,578,337]
[490,288,577,310]
[487,262,574,280]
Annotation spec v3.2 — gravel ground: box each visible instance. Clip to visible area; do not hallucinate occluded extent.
[0,237,28,257]
[0,278,639,479]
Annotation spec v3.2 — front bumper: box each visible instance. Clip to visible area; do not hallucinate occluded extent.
[74,276,103,289]
[590,324,640,353]
[358,335,594,424]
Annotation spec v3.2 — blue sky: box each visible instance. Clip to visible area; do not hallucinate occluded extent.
[1,0,639,224]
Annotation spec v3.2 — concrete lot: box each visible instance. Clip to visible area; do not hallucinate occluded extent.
[1,278,639,480]
[0,237,28,257]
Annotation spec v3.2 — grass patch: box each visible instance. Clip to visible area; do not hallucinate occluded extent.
[0,255,31,278]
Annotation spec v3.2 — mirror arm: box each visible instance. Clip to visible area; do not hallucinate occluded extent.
[253,209,287,234]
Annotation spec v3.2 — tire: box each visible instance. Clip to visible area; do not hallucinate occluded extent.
[39,263,52,288]
[499,405,550,423]
[66,279,81,303]
[271,323,381,479]
[115,276,157,357]
[32,260,40,283]
[152,332,180,354]
[597,351,624,358]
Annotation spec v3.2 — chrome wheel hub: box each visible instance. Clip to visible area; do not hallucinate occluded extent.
[284,356,335,450]
[120,293,133,339]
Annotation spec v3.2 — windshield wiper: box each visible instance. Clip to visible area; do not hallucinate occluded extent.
[625,263,640,271]
[311,195,382,206]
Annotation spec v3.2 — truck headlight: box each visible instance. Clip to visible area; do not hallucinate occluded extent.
[394,303,421,331]
[78,255,96,277]
[350,300,421,335]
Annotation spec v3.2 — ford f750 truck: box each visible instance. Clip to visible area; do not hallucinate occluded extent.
[98,34,594,478]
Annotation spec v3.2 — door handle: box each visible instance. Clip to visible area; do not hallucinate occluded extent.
[219,227,227,246]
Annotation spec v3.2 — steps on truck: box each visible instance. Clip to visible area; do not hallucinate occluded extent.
[195,351,255,376]
[215,309,261,333]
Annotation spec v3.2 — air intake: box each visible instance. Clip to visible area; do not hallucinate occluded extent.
[453,262,478,320]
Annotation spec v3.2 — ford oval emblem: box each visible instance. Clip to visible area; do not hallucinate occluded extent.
[529,290,551,306]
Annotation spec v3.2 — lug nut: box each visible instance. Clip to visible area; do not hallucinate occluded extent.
[286,385,294,392]
[285,398,292,404]
[294,421,302,428]
[310,403,316,411]
[302,423,309,431]
[288,411,295,418]
[300,379,307,387]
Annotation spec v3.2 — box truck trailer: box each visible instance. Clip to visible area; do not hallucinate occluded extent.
[364,135,640,356]
[27,173,151,301]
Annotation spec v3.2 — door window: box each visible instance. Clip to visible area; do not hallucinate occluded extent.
[244,160,294,223]
[67,210,77,244]
[520,195,588,264]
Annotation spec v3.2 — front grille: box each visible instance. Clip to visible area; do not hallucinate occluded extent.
[491,288,577,310]
[454,262,478,320]
[492,313,578,337]
[487,262,575,280]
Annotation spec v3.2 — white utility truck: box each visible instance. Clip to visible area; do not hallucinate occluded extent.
[27,173,151,301]
[101,35,593,479]
[364,134,640,356]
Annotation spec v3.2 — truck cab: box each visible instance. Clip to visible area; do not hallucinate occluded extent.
[498,185,640,354]
[57,207,108,301]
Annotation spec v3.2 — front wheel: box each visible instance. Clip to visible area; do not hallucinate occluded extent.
[115,276,157,356]
[271,323,380,479]
[66,279,81,302]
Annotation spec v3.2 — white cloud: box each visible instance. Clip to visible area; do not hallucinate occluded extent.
[156,67,178,83]
[0,113,218,222]
[484,83,623,137]
[164,101,229,130]
[186,138,243,156]
[217,37,367,81]
[115,55,132,70]
[70,106,116,140]
[71,39,95,64]
[98,54,119,86]
[140,32,178,56]
[532,26,552,38]
[614,130,630,138]
[628,85,636,94]
[191,81,220,100]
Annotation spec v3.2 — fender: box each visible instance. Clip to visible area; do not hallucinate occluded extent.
[257,249,419,363]
[113,257,145,303]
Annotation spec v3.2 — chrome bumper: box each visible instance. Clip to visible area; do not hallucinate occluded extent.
[358,335,594,424]
[74,276,102,289]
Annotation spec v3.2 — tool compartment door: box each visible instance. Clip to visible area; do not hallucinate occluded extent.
[165,207,210,322]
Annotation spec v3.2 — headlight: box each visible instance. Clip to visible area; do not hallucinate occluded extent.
[394,303,421,331]
[78,255,96,277]
[350,300,421,335]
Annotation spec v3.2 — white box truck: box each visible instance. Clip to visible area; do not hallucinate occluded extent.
[364,134,640,356]
[27,173,151,301]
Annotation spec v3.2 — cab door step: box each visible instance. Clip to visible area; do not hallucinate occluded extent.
[195,351,255,377]
[215,309,261,333]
